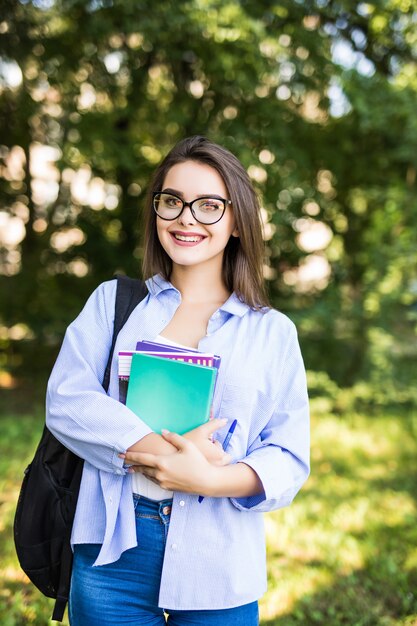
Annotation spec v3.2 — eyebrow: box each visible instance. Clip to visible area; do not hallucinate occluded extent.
[161,187,184,197]
[161,187,224,199]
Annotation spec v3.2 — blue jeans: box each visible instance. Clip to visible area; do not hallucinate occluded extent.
[69,494,259,626]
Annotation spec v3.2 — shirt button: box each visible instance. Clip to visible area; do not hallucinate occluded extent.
[179,500,185,507]
[171,543,178,550]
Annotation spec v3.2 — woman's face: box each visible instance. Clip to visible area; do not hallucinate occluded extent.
[156,160,238,274]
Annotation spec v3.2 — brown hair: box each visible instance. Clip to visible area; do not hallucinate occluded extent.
[142,136,270,309]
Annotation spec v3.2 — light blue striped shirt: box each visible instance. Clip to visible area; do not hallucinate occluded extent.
[46,275,310,610]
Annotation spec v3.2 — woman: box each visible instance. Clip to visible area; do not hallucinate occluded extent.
[46,136,310,625]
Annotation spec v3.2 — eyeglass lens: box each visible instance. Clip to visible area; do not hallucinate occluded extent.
[154,193,225,224]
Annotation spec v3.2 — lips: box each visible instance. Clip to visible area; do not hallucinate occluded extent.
[169,231,207,245]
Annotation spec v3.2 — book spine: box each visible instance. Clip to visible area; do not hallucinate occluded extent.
[135,340,199,354]
[119,378,128,405]
[119,351,219,379]
[135,342,221,364]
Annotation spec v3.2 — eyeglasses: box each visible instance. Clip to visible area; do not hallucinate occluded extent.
[152,191,232,225]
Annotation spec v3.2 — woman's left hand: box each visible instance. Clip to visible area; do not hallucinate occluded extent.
[122,428,227,494]
[183,419,231,466]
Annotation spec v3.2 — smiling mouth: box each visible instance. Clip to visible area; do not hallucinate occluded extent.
[171,233,206,243]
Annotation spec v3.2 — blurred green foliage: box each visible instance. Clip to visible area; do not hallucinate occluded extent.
[1,9,416,625]
[0,0,416,399]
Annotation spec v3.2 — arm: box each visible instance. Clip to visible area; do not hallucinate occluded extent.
[123,419,231,467]
[201,462,263,498]
[47,281,228,471]
[46,281,154,474]
[123,323,310,504]
[229,324,310,511]
[127,433,177,456]
[123,429,263,497]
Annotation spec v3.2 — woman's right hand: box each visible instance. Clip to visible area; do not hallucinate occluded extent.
[121,419,231,467]
[184,419,231,466]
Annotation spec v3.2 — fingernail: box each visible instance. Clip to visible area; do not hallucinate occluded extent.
[161,429,170,434]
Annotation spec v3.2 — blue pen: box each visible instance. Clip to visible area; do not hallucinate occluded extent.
[221,419,237,450]
[198,419,238,503]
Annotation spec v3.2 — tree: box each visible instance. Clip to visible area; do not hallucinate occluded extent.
[0,0,416,391]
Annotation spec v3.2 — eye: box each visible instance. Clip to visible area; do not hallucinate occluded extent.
[163,194,182,208]
[197,198,223,212]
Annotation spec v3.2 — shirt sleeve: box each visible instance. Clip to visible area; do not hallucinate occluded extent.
[230,323,310,512]
[45,281,153,474]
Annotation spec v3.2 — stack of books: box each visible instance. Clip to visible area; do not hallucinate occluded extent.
[118,340,221,435]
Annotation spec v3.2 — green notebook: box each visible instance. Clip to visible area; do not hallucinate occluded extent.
[125,353,217,434]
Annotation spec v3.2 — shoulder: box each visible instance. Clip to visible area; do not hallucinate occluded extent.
[70,279,117,330]
[84,279,117,311]
[236,307,300,373]
[247,305,298,340]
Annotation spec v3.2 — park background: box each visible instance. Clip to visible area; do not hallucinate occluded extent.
[0,1,416,624]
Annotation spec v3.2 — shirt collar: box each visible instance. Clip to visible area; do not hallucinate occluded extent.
[145,274,180,297]
[146,274,250,318]
[219,292,250,318]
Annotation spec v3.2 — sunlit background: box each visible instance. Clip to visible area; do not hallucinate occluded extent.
[0,1,416,624]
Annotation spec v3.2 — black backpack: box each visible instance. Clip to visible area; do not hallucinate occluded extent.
[13,275,148,622]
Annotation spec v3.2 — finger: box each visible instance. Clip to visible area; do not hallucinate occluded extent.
[161,430,191,451]
[139,467,159,479]
[213,452,232,467]
[128,464,158,477]
[127,464,144,473]
[123,451,157,467]
[145,474,161,485]
[192,418,227,438]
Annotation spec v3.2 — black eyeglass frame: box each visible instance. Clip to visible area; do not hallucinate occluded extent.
[152,191,232,225]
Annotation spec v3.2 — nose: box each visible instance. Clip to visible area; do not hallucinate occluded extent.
[177,202,196,225]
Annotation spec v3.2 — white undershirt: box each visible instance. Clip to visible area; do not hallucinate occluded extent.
[131,335,194,500]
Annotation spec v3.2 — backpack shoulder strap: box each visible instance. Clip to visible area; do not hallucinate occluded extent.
[51,276,147,621]
[102,275,148,392]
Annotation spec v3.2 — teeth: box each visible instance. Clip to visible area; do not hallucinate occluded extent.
[174,234,202,242]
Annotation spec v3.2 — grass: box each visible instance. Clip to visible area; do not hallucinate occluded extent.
[259,405,417,626]
[1,404,416,625]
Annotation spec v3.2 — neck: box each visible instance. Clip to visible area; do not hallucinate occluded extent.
[170,264,230,304]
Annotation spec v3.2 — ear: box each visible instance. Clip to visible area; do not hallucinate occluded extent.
[231,225,239,238]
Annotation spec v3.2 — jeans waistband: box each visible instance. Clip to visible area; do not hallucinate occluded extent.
[133,493,173,518]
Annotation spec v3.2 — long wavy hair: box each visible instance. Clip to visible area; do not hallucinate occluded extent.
[142,136,269,309]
